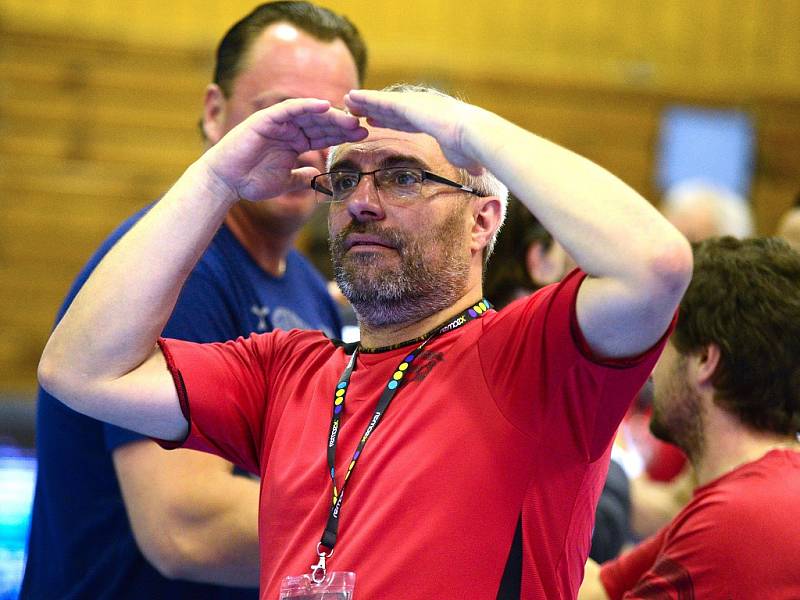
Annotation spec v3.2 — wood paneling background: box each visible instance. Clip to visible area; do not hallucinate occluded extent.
[1,1,798,392]
[4,1,800,96]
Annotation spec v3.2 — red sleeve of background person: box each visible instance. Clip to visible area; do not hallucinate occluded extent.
[601,451,800,600]
[599,528,666,600]
[624,405,688,482]
[645,425,687,481]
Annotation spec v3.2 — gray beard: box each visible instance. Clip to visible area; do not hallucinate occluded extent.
[329,210,471,329]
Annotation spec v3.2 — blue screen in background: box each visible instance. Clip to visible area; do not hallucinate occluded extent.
[657,106,754,197]
[0,447,36,600]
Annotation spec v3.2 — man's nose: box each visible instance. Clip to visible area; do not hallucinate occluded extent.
[346,174,385,222]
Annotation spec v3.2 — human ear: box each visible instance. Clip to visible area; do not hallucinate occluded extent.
[695,343,721,386]
[471,197,502,254]
[202,84,227,144]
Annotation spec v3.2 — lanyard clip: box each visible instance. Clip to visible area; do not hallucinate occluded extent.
[310,542,333,584]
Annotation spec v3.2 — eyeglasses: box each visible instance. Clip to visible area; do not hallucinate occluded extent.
[311,167,485,204]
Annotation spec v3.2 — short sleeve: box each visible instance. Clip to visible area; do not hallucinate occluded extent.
[599,529,667,600]
[618,499,755,599]
[154,333,275,474]
[104,271,239,453]
[481,269,674,460]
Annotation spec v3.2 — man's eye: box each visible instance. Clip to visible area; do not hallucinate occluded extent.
[391,169,422,187]
[331,174,359,193]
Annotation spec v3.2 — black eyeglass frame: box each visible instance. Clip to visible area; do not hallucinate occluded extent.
[311,167,486,202]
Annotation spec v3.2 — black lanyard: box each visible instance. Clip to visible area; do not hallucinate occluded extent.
[319,299,492,553]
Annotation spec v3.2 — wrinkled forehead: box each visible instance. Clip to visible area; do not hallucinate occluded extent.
[328,126,452,173]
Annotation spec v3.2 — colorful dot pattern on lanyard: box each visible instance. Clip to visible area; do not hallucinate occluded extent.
[468,300,488,318]
[387,354,413,390]
[319,299,492,552]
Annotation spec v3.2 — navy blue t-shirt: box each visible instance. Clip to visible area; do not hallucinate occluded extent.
[21,205,341,599]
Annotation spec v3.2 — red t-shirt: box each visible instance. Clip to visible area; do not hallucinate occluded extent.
[159,270,669,599]
[600,449,800,599]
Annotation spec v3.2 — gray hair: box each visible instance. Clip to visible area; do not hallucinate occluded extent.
[661,179,754,240]
[328,82,509,261]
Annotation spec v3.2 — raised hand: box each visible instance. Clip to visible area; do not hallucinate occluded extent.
[344,89,485,175]
[202,98,368,202]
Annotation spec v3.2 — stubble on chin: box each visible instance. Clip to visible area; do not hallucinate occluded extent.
[329,207,471,328]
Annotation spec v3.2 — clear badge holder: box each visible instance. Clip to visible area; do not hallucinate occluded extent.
[279,571,355,599]
[279,545,355,599]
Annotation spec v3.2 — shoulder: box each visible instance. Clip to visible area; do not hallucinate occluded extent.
[189,225,246,281]
[483,269,585,339]
[626,459,800,598]
[284,249,329,287]
[171,226,255,302]
[238,328,343,386]
[232,327,337,361]
[667,455,800,553]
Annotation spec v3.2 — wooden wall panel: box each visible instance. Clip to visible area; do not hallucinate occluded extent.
[2,1,800,96]
[0,29,209,391]
[1,2,799,393]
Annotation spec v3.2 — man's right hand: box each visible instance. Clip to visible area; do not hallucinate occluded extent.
[201,98,367,203]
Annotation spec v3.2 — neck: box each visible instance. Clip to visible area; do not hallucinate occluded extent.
[224,205,295,276]
[357,282,485,350]
[693,405,800,486]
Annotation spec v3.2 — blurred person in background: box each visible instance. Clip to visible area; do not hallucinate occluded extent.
[21,3,366,599]
[580,236,800,600]
[484,195,574,307]
[614,382,695,542]
[621,178,757,540]
[775,190,800,252]
[660,178,754,242]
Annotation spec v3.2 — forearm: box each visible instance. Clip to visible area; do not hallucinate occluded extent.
[464,109,687,284]
[40,100,364,424]
[579,558,611,600]
[116,445,260,586]
[463,108,691,356]
[159,473,260,586]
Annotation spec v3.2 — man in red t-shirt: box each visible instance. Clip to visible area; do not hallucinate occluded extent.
[579,237,800,600]
[37,86,693,598]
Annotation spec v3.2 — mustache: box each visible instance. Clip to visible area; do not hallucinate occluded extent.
[331,221,408,252]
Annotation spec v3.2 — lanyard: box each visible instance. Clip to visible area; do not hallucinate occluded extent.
[309,299,492,582]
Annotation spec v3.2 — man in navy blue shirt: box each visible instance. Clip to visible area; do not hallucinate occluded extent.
[21,3,367,598]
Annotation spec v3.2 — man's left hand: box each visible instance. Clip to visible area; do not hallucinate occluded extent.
[344,89,486,175]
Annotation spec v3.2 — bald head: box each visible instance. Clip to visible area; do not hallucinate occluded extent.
[661,180,753,242]
[776,207,800,252]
